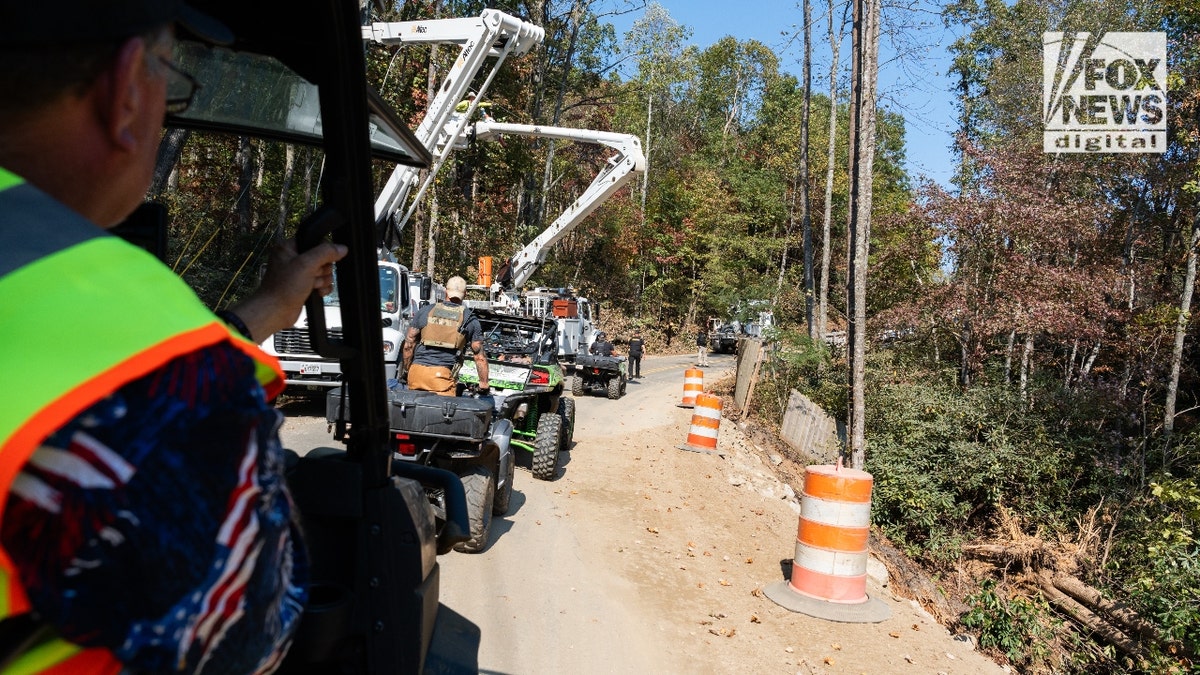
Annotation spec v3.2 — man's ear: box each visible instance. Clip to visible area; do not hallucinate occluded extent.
[99,36,150,152]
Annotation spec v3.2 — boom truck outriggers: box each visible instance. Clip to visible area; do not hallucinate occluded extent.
[259,9,544,391]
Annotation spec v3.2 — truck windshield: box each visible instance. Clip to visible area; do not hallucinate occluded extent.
[380,266,403,312]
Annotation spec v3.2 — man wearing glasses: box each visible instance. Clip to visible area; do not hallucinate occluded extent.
[0,2,345,672]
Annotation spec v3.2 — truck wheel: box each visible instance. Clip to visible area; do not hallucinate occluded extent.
[572,374,585,397]
[493,453,515,516]
[453,466,495,553]
[606,376,621,400]
[557,397,576,447]
[532,414,562,481]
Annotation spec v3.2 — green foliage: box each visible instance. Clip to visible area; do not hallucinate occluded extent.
[961,580,1054,668]
[1111,467,1200,661]
[861,354,1118,563]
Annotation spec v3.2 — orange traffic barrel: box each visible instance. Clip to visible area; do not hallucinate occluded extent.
[678,368,703,408]
[764,463,891,622]
[679,393,722,455]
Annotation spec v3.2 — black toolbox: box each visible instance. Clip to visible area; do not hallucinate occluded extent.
[327,387,493,441]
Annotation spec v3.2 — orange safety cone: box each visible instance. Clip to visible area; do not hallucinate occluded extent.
[678,393,723,455]
[678,368,704,408]
[764,462,891,623]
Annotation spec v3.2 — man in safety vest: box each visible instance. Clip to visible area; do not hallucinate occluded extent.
[402,276,491,396]
[0,2,347,673]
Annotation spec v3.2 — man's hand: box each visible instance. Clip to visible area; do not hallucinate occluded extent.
[228,239,347,341]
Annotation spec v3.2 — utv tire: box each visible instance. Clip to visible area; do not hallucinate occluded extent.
[533,414,562,481]
[557,397,576,447]
[572,374,585,397]
[606,375,622,400]
[493,453,515,516]
[453,466,495,553]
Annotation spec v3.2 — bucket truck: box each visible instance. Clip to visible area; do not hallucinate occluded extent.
[260,10,544,391]
[458,122,645,366]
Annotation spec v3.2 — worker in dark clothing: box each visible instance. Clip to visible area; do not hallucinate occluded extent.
[403,276,490,396]
[627,331,645,378]
[696,327,710,367]
[590,331,615,357]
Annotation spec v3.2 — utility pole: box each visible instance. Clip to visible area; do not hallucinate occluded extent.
[845,0,880,470]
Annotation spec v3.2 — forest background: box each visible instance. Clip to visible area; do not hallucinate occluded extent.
[150,0,1199,671]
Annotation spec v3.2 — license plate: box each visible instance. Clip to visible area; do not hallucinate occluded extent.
[299,363,322,375]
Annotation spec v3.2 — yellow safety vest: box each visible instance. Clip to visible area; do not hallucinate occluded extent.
[0,167,284,673]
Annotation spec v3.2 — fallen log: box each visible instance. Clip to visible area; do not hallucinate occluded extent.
[1050,575,1173,653]
[1036,573,1144,658]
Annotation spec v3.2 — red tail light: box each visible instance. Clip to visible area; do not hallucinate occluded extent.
[394,432,417,456]
[530,368,550,385]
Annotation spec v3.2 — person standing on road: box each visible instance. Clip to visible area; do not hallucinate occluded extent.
[0,3,349,672]
[403,275,490,397]
[696,326,710,367]
[627,331,645,378]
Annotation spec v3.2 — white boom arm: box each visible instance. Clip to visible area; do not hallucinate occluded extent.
[363,11,544,236]
[460,122,646,290]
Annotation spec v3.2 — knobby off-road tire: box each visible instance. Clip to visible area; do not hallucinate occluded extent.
[493,453,515,516]
[572,374,585,396]
[557,397,576,447]
[532,413,562,481]
[453,466,495,553]
[606,375,622,400]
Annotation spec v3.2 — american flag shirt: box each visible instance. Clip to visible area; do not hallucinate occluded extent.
[1,342,308,674]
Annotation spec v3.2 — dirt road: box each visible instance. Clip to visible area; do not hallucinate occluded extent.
[279,354,1009,675]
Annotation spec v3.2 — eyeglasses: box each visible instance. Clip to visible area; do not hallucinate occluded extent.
[157,56,199,115]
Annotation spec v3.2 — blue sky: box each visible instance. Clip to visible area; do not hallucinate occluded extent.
[603,0,964,187]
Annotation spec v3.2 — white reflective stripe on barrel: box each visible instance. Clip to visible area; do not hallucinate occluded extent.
[792,541,870,576]
[799,495,872,528]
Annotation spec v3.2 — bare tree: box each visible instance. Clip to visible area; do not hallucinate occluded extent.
[1164,213,1199,439]
[801,0,815,339]
[818,0,844,342]
[845,0,881,470]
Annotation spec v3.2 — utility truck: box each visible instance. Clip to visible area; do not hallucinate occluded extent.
[259,9,544,391]
[457,122,645,368]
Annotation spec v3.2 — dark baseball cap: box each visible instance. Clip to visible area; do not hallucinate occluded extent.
[0,1,233,47]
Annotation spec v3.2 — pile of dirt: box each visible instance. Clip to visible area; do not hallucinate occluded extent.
[594,310,697,356]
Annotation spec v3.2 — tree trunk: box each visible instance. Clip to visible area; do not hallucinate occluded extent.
[1004,329,1015,385]
[1080,341,1100,380]
[275,144,296,240]
[1066,338,1079,389]
[425,187,439,279]
[801,0,815,340]
[236,135,254,231]
[1164,213,1199,437]
[412,41,439,270]
[818,0,841,342]
[302,148,316,214]
[150,128,191,199]
[844,0,880,470]
[1019,333,1033,401]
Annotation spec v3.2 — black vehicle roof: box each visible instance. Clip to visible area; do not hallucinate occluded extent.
[473,309,559,338]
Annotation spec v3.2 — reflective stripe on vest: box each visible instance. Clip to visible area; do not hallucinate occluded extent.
[0,168,282,672]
